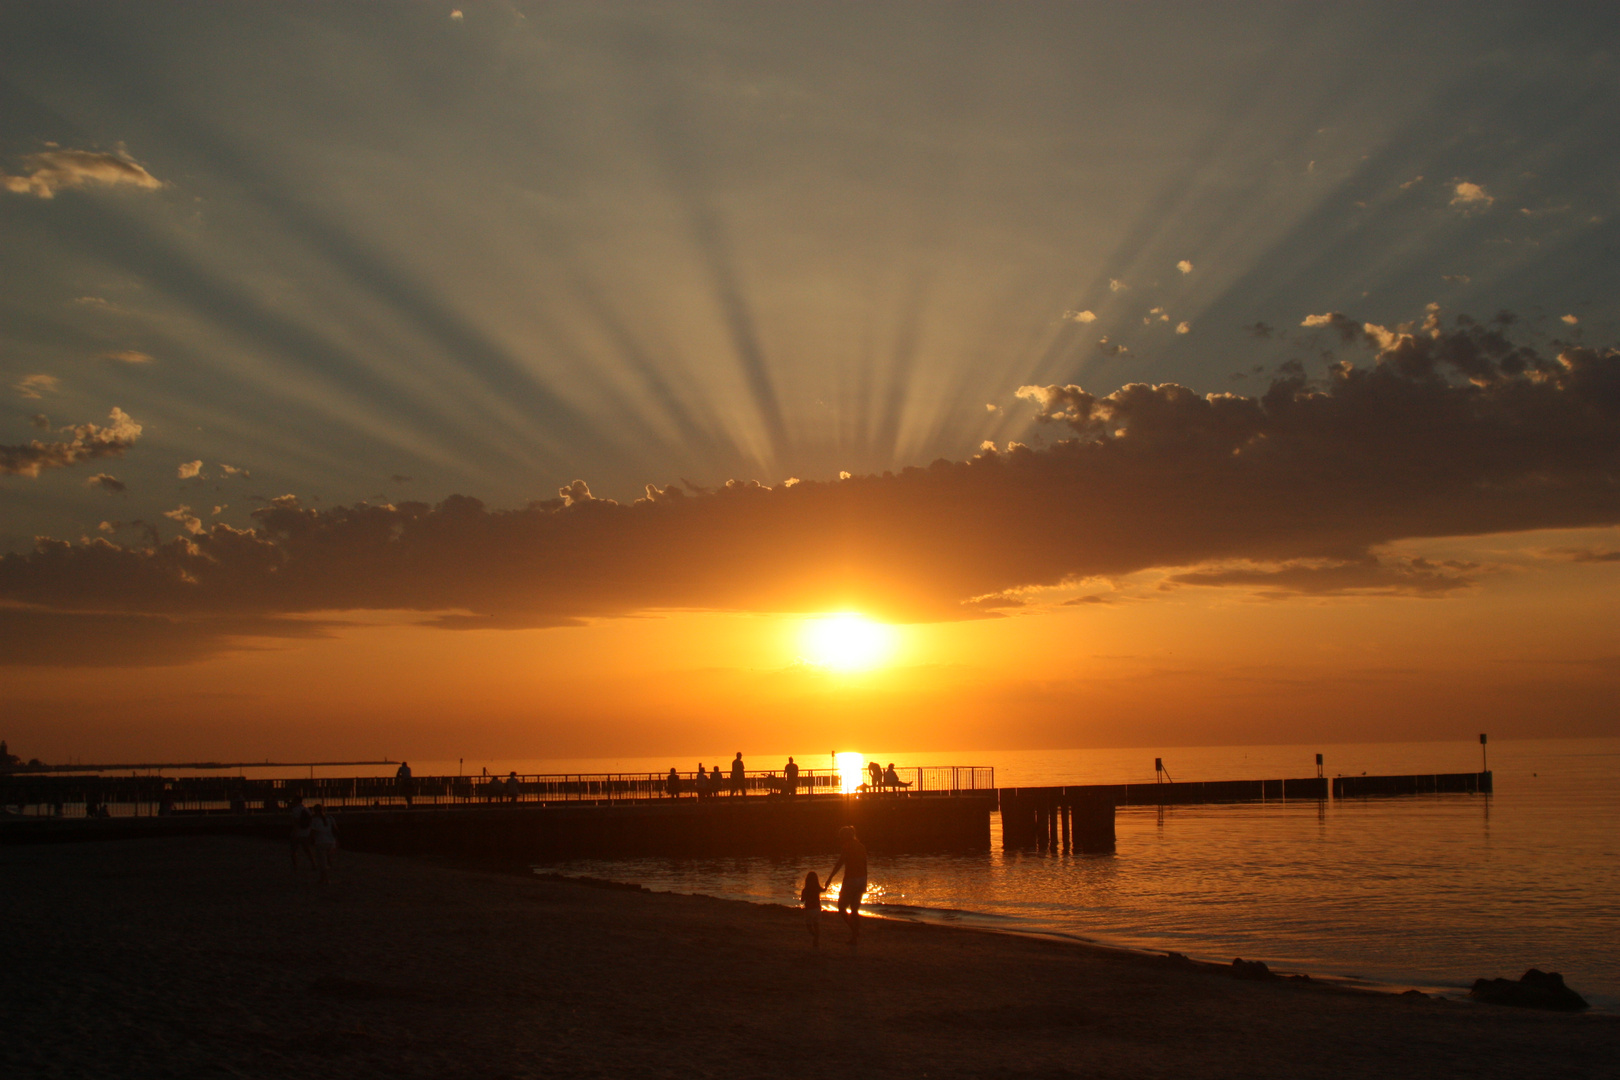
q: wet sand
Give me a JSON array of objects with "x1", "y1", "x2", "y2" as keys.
[{"x1": 2, "y1": 835, "x2": 1613, "y2": 1079}]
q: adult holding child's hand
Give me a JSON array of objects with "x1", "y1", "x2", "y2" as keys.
[{"x1": 826, "y1": 825, "x2": 868, "y2": 946}]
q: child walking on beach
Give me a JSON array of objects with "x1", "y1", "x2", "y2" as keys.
[{"x1": 801, "y1": 871, "x2": 828, "y2": 948}]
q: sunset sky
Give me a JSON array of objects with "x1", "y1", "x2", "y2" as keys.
[{"x1": 2, "y1": 2, "x2": 1616, "y2": 764}]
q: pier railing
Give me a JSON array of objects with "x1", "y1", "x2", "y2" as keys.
[{"x1": 0, "y1": 765, "x2": 996, "y2": 818}]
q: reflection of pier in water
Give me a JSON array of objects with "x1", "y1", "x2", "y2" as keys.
[{"x1": 1, "y1": 766, "x2": 1492, "y2": 860}]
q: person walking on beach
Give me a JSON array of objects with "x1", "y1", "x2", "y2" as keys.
[
  {"x1": 800, "y1": 870, "x2": 828, "y2": 949},
  {"x1": 827, "y1": 825, "x2": 868, "y2": 946},
  {"x1": 396, "y1": 760, "x2": 413, "y2": 807},
  {"x1": 308, "y1": 804, "x2": 338, "y2": 884},
  {"x1": 730, "y1": 753, "x2": 746, "y2": 796},
  {"x1": 288, "y1": 795, "x2": 315, "y2": 873},
  {"x1": 784, "y1": 756, "x2": 799, "y2": 796},
  {"x1": 666, "y1": 767, "x2": 681, "y2": 799}
]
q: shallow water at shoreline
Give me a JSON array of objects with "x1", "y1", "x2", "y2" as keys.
[{"x1": 532, "y1": 738, "x2": 1620, "y2": 1012}]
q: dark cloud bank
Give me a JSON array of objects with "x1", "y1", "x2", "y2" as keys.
[{"x1": 2, "y1": 318, "x2": 1617, "y2": 664}]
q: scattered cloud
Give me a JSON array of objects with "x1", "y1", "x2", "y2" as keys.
[
  {"x1": 450, "y1": 8, "x2": 464, "y2": 20},
  {"x1": 220, "y1": 464, "x2": 250, "y2": 479},
  {"x1": 30, "y1": 414, "x2": 51, "y2": 430},
  {"x1": 178, "y1": 460, "x2": 204, "y2": 480},
  {"x1": 14, "y1": 374, "x2": 60, "y2": 399},
  {"x1": 1176, "y1": 260, "x2": 1193, "y2": 274},
  {"x1": 1399, "y1": 176, "x2": 1424, "y2": 190},
  {"x1": 3, "y1": 317, "x2": 1618, "y2": 663},
  {"x1": 1451, "y1": 181, "x2": 1493, "y2": 207},
  {"x1": 1108, "y1": 278, "x2": 1126, "y2": 292},
  {"x1": 0, "y1": 408, "x2": 142, "y2": 478},
  {"x1": 1166, "y1": 556, "x2": 1477, "y2": 598},
  {"x1": 99, "y1": 350, "x2": 154, "y2": 365},
  {"x1": 1176, "y1": 322, "x2": 1191, "y2": 335},
  {"x1": 1, "y1": 149, "x2": 162, "y2": 199},
  {"x1": 85, "y1": 473, "x2": 126, "y2": 494},
  {"x1": 1096, "y1": 337, "x2": 1128, "y2": 357},
  {"x1": 1559, "y1": 548, "x2": 1620, "y2": 563},
  {"x1": 985, "y1": 403, "x2": 1000, "y2": 413},
  {"x1": 1063, "y1": 309, "x2": 1097, "y2": 324},
  {"x1": 1561, "y1": 314, "x2": 1579, "y2": 326},
  {"x1": 162, "y1": 505, "x2": 204, "y2": 535}
]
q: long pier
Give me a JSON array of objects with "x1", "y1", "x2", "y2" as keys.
[{"x1": 0, "y1": 767, "x2": 1492, "y2": 860}]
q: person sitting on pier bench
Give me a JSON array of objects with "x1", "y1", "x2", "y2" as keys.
[
  {"x1": 666, "y1": 767, "x2": 681, "y2": 799},
  {"x1": 730, "y1": 753, "x2": 746, "y2": 796},
  {"x1": 883, "y1": 764, "x2": 911, "y2": 791},
  {"x1": 784, "y1": 756, "x2": 799, "y2": 796}
]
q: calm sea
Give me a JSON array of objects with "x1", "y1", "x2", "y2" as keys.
[{"x1": 451, "y1": 738, "x2": 1619, "y2": 1012}]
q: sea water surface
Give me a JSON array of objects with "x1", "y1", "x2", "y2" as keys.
[{"x1": 467, "y1": 738, "x2": 1620, "y2": 1011}]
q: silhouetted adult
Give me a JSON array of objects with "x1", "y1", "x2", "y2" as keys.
[
  {"x1": 288, "y1": 796, "x2": 315, "y2": 872},
  {"x1": 730, "y1": 753, "x2": 745, "y2": 796},
  {"x1": 827, "y1": 825, "x2": 868, "y2": 945},
  {"x1": 666, "y1": 767, "x2": 681, "y2": 799},
  {"x1": 784, "y1": 756, "x2": 799, "y2": 796},
  {"x1": 506, "y1": 771, "x2": 521, "y2": 802},
  {"x1": 711, "y1": 764, "x2": 723, "y2": 794},
  {"x1": 396, "y1": 761, "x2": 413, "y2": 807},
  {"x1": 867, "y1": 760, "x2": 884, "y2": 792},
  {"x1": 309, "y1": 803, "x2": 338, "y2": 884},
  {"x1": 883, "y1": 763, "x2": 910, "y2": 790},
  {"x1": 695, "y1": 763, "x2": 708, "y2": 799}
]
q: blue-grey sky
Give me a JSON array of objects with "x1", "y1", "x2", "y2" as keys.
[{"x1": 3, "y1": 1, "x2": 1617, "y2": 549}]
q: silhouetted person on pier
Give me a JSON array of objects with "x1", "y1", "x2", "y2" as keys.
[
  {"x1": 784, "y1": 756, "x2": 799, "y2": 796},
  {"x1": 506, "y1": 771, "x2": 521, "y2": 802},
  {"x1": 884, "y1": 763, "x2": 910, "y2": 790},
  {"x1": 867, "y1": 760, "x2": 884, "y2": 792},
  {"x1": 711, "y1": 764, "x2": 723, "y2": 794},
  {"x1": 396, "y1": 761, "x2": 413, "y2": 807},
  {"x1": 827, "y1": 825, "x2": 868, "y2": 945},
  {"x1": 801, "y1": 870, "x2": 828, "y2": 948},
  {"x1": 666, "y1": 767, "x2": 681, "y2": 798},
  {"x1": 694, "y1": 764, "x2": 708, "y2": 799},
  {"x1": 730, "y1": 753, "x2": 745, "y2": 796},
  {"x1": 309, "y1": 803, "x2": 338, "y2": 883}
]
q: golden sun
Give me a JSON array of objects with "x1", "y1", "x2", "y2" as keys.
[{"x1": 801, "y1": 613, "x2": 897, "y2": 672}]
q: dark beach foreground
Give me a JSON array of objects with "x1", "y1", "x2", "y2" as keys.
[{"x1": 2, "y1": 836, "x2": 1613, "y2": 1080}]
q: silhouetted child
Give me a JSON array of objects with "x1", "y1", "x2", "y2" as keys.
[{"x1": 801, "y1": 871, "x2": 828, "y2": 948}]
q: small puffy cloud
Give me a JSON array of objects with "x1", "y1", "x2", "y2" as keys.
[
  {"x1": 1176, "y1": 260, "x2": 1193, "y2": 275},
  {"x1": 220, "y1": 464, "x2": 250, "y2": 479},
  {"x1": 0, "y1": 407, "x2": 142, "y2": 477},
  {"x1": 1063, "y1": 309, "x2": 1098, "y2": 324},
  {"x1": 1300, "y1": 312, "x2": 1372, "y2": 343},
  {"x1": 1108, "y1": 278, "x2": 1126, "y2": 292},
  {"x1": 1399, "y1": 176, "x2": 1424, "y2": 190},
  {"x1": 985, "y1": 403, "x2": 1000, "y2": 413},
  {"x1": 559, "y1": 479, "x2": 594, "y2": 505},
  {"x1": 839, "y1": 471, "x2": 852, "y2": 480},
  {"x1": 162, "y1": 505, "x2": 204, "y2": 535},
  {"x1": 212, "y1": 505, "x2": 227, "y2": 515},
  {"x1": 99, "y1": 350, "x2": 154, "y2": 365},
  {"x1": 178, "y1": 460, "x2": 204, "y2": 480},
  {"x1": 1, "y1": 149, "x2": 162, "y2": 199},
  {"x1": 1562, "y1": 314, "x2": 1579, "y2": 326},
  {"x1": 86, "y1": 473, "x2": 126, "y2": 494},
  {"x1": 1451, "y1": 181, "x2": 1493, "y2": 207},
  {"x1": 1175, "y1": 321, "x2": 1191, "y2": 335},
  {"x1": 1096, "y1": 337, "x2": 1128, "y2": 357},
  {"x1": 450, "y1": 8, "x2": 464, "y2": 19},
  {"x1": 14, "y1": 374, "x2": 59, "y2": 400}
]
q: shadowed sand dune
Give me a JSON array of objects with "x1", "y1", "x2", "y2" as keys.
[{"x1": 2, "y1": 835, "x2": 1613, "y2": 1079}]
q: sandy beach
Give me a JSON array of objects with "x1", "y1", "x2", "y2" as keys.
[{"x1": 2, "y1": 835, "x2": 1613, "y2": 1080}]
